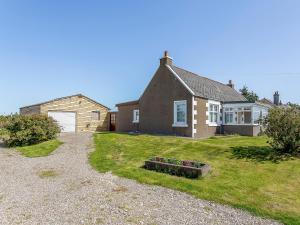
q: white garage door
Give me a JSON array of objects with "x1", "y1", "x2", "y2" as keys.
[{"x1": 48, "y1": 111, "x2": 76, "y2": 133}]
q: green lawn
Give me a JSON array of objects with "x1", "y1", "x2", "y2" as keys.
[
  {"x1": 17, "y1": 139, "x2": 63, "y2": 157},
  {"x1": 90, "y1": 133, "x2": 300, "y2": 225}
]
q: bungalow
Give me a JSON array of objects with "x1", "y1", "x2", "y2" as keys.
[{"x1": 116, "y1": 51, "x2": 271, "y2": 138}]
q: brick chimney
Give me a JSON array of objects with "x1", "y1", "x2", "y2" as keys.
[
  {"x1": 273, "y1": 91, "x2": 280, "y2": 105},
  {"x1": 227, "y1": 80, "x2": 235, "y2": 89},
  {"x1": 160, "y1": 50, "x2": 173, "y2": 66}
]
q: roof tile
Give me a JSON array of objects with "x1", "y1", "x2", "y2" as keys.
[{"x1": 170, "y1": 65, "x2": 247, "y2": 102}]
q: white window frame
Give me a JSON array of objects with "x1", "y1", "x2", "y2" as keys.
[
  {"x1": 222, "y1": 102, "x2": 270, "y2": 126},
  {"x1": 208, "y1": 100, "x2": 221, "y2": 126},
  {"x1": 173, "y1": 100, "x2": 188, "y2": 127},
  {"x1": 133, "y1": 109, "x2": 139, "y2": 123},
  {"x1": 224, "y1": 107, "x2": 234, "y2": 124}
]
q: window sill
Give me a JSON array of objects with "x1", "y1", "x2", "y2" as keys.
[
  {"x1": 208, "y1": 123, "x2": 221, "y2": 127},
  {"x1": 224, "y1": 123, "x2": 259, "y2": 126},
  {"x1": 132, "y1": 121, "x2": 139, "y2": 123},
  {"x1": 172, "y1": 123, "x2": 188, "y2": 127}
]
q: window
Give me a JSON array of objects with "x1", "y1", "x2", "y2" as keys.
[
  {"x1": 223, "y1": 104, "x2": 269, "y2": 125},
  {"x1": 133, "y1": 109, "x2": 139, "y2": 123},
  {"x1": 173, "y1": 100, "x2": 187, "y2": 127},
  {"x1": 244, "y1": 111, "x2": 252, "y2": 124},
  {"x1": 253, "y1": 107, "x2": 268, "y2": 124},
  {"x1": 209, "y1": 103, "x2": 220, "y2": 125},
  {"x1": 91, "y1": 111, "x2": 100, "y2": 120},
  {"x1": 234, "y1": 107, "x2": 252, "y2": 124},
  {"x1": 224, "y1": 107, "x2": 234, "y2": 124}
]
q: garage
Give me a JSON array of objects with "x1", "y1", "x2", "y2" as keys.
[
  {"x1": 48, "y1": 111, "x2": 76, "y2": 132},
  {"x1": 20, "y1": 94, "x2": 110, "y2": 133}
]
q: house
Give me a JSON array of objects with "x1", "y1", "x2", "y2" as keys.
[
  {"x1": 258, "y1": 98, "x2": 275, "y2": 107},
  {"x1": 116, "y1": 51, "x2": 271, "y2": 138},
  {"x1": 259, "y1": 92, "x2": 293, "y2": 109},
  {"x1": 20, "y1": 94, "x2": 110, "y2": 133}
]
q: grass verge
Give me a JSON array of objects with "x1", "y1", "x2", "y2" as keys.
[
  {"x1": 90, "y1": 133, "x2": 300, "y2": 225},
  {"x1": 17, "y1": 139, "x2": 62, "y2": 157}
]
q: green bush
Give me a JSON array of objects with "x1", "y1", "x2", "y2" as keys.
[
  {"x1": 2, "y1": 114, "x2": 60, "y2": 147},
  {"x1": 0, "y1": 115, "x2": 9, "y2": 138},
  {"x1": 0, "y1": 115, "x2": 7, "y2": 126},
  {"x1": 263, "y1": 107, "x2": 300, "y2": 155}
]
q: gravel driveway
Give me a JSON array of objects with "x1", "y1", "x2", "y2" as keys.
[{"x1": 0, "y1": 133, "x2": 281, "y2": 225}]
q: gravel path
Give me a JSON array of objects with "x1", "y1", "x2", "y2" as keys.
[{"x1": 0, "y1": 133, "x2": 281, "y2": 225}]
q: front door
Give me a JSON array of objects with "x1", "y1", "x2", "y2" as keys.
[{"x1": 109, "y1": 113, "x2": 116, "y2": 131}]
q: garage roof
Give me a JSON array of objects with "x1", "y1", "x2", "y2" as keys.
[{"x1": 20, "y1": 94, "x2": 110, "y2": 110}]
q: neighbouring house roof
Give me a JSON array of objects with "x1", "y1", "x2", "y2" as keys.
[
  {"x1": 257, "y1": 98, "x2": 275, "y2": 107},
  {"x1": 168, "y1": 65, "x2": 247, "y2": 102},
  {"x1": 115, "y1": 100, "x2": 139, "y2": 107},
  {"x1": 20, "y1": 94, "x2": 110, "y2": 110},
  {"x1": 278, "y1": 104, "x2": 292, "y2": 109}
]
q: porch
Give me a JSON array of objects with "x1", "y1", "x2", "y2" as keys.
[{"x1": 222, "y1": 102, "x2": 270, "y2": 136}]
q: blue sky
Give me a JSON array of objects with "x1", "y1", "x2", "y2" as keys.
[{"x1": 0, "y1": 0, "x2": 299, "y2": 114}]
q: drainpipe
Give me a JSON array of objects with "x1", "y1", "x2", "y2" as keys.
[{"x1": 192, "y1": 96, "x2": 195, "y2": 138}]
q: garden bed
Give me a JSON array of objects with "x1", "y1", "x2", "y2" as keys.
[{"x1": 144, "y1": 157, "x2": 211, "y2": 178}]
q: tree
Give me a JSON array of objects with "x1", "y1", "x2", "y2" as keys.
[
  {"x1": 263, "y1": 107, "x2": 300, "y2": 155},
  {"x1": 239, "y1": 86, "x2": 259, "y2": 102},
  {"x1": 287, "y1": 102, "x2": 300, "y2": 110}
]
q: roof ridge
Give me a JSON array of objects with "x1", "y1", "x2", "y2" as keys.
[{"x1": 20, "y1": 93, "x2": 110, "y2": 110}]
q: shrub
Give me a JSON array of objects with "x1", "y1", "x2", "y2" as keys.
[
  {"x1": 263, "y1": 107, "x2": 300, "y2": 155},
  {"x1": 0, "y1": 115, "x2": 9, "y2": 138},
  {"x1": 2, "y1": 114, "x2": 60, "y2": 147},
  {"x1": 0, "y1": 115, "x2": 7, "y2": 126}
]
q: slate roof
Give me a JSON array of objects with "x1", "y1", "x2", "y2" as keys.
[
  {"x1": 258, "y1": 98, "x2": 275, "y2": 107},
  {"x1": 169, "y1": 65, "x2": 247, "y2": 102},
  {"x1": 115, "y1": 100, "x2": 139, "y2": 107}
]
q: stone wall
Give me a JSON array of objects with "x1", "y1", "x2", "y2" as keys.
[
  {"x1": 40, "y1": 95, "x2": 109, "y2": 132},
  {"x1": 20, "y1": 105, "x2": 41, "y2": 115}
]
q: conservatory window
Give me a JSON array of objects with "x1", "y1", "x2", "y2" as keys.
[{"x1": 224, "y1": 108, "x2": 234, "y2": 124}]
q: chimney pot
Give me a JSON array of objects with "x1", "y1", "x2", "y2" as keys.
[
  {"x1": 273, "y1": 91, "x2": 280, "y2": 105},
  {"x1": 227, "y1": 80, "x2": 234, "y2": 89},
  {"x1": 164, "y1": 50, "x2": 168, "y2": 58},
  {"x1": 160, "y1": 50, "x2": 173, "y2": 66}
]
